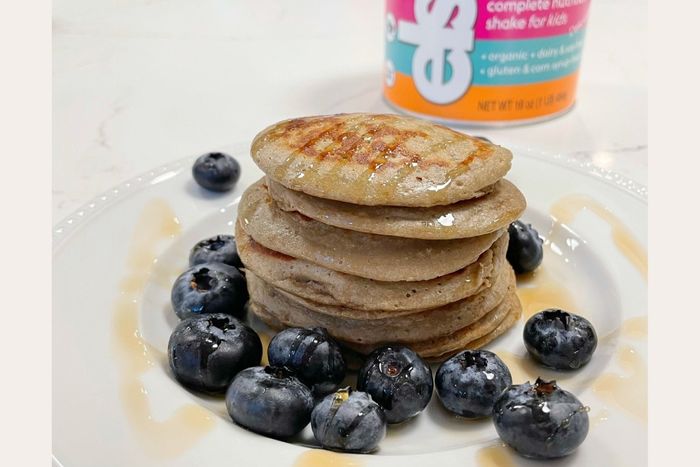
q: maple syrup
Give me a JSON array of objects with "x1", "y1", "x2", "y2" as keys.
[{"x1": 112, "y1": 199, "x2": 215, "y2": 458}]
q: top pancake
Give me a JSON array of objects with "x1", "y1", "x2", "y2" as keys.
[{"x1": 251, "y1": 113, "x2": 512, "y2": 207}]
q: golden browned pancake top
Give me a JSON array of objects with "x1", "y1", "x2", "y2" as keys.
[{"x1": 251, "y1": 113, "x2": 512, "y2": 207}]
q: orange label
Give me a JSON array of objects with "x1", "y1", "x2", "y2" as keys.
[{"x1": 384, "y1": 71, "x2": 580, "y2": 122}]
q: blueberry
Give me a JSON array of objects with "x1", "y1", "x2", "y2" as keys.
[
  {"x1": 168, "y1": 313, "x2": 262, "y2": 393},
  {"x1": 226, "y1": 366, "x2": 314, "y2": 438},
  {"x1": 356, "y1": 345, "x2": 433, "y2": 424},
  {"x1": 267, "y1": 327, "x2": 346, "y2": 396},
  {"x1": 506, "y1": 220, "x2": 544, "y2": 274},
  {"x1": 192, "y1": 152, "x2": 240, "y2": 192},
  {"x1": 189, "y1": 234, "x2": 243, "y2": 270},
  {"x1": 171, "y1": 262, "x2": 248, "y2": 320},
  {"x1": 524, "y1": 309, "x2": 597, "y2": 370},
  {"x1": 436, "y1": 350, "x2": 512, "y2": 418},
  {"x1": 493, "y1": 378, "x2": 589, "y2": 459},
  {"x1": 311, "y1": 387, "x2": 386, "y2": 453}
]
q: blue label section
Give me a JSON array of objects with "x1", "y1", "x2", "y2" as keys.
[{"x1": 387, "y1": 29, "x2": 586, "y2": 85}]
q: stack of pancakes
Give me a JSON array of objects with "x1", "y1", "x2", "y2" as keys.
[{"x1": 236, "y1": 113, "x2": 525, "y2": 361}]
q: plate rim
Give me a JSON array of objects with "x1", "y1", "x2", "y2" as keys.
[{"x1": 52, "y1": 145, "x2": 647, "y2": 250}]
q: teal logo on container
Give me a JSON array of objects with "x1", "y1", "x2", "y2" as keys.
[{"x1": 396, "y1": 0, "x2": 477, "y2": 105}]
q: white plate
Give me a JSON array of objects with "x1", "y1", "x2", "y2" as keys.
[{"x1": 53, "y1": 144, "x2": 647, "y2": 467}]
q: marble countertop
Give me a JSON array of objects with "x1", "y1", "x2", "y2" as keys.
[{"x1": 53, "y1": 0, "x2": 647, "y2": 221}]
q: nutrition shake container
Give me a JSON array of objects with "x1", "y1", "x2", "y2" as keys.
[{"x1": 383, "y1": 0, "x2": 591, "y2": 126}]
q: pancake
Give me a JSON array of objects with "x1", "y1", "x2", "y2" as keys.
[
  {"x1": 238, "y1": 179, "x2": 503, "y2": 282},
  {"x1": 438, "y1": 302, "x2": 523, "y2": 359},
  {"x1": 245, "y1": 265, "x2": 513, "y2": 345},
  {"x1": 251, "y1": 113, "x2": 512, "y2": 207},
  {"x1": 267, "y1": 177, "x2": 525, "y2": 240},
  {"x1": 342, "y1": 287, "x2": 522, "y2": 360},
  {"x1": 236, "y1": 223, "x2": 509, "y2": 312},
  {"x1": 249, "y1": 286, "x2": 521, "y2": 361}
]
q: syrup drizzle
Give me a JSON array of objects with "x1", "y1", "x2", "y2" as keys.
[
  {"x1": 294, "y1": 449, "x2": 362, "y2": 467},
  {"x1": 273, "y1": 120, "x2": 345, "y2": 182},
  {"x1": 353, "y1": 134, "x2": 408, "y2": 201},
  {"x1": 476, "y1": 444, "x2": 515, "y2": 467},
  {"x1": 327, "y1": 126, "x2": 380, "y2": 182},
  {"x1": 620, "y1": 316, "x2": 647, "y2": 340},
  {"x1": 112, "y1": 199, "x2": 214, "y2": 458},
  {"x1": 599, "y1": 315, "x2": 648, "y2": 345},
  {"x1": 426, "y1": 140, "x2": 493, "y2": 205},
  {"x1": 547, "y1": 195, "x2": 647, "y2": 421},
  {"x1": 312, "y1": 131, "x2": 367, "y2": 191},
  {"x1": 550, "y1": 194, "x2": 647, "y2": 280},
  {"x1": 592, "y1": 345, "x2": 647, "y2": 422},
  {"x1": 258, "y1": 330, "x2": 272, "y2": 366},
  {"x1": 515, "y1": 267, "x2": 580, "y2": 320}
]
